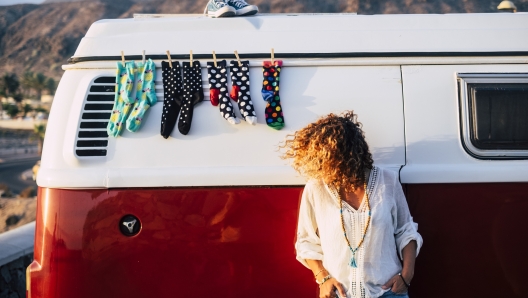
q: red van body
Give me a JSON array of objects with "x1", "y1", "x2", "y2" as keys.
[{"x1": 29, "y1": 13, "x2": 528, "y2": 298}]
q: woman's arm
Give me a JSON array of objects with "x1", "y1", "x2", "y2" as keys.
[
  {"x1": 401, "y1": 240, "x2": 417, "y2": 283},
  {"x1": 382, "y1": 172, "x2": 422, "y2": 293},
  {"x1": 381, "y1": 240, "x2": 417, "y2": 293},
  {"x1": 306, "y1": 259, "x2": 346, "y2": 298},
  {"x1": 295, "y1": 184, "x2": 324, "y2": 266},
  {"x1": 296, "y1": 183, "x2": 342, "y2": 297},
  {"x1": 392, "y1": 178, "x2": 423, "y2": 259}
]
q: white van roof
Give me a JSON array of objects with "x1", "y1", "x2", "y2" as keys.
[{"x1": 72, "y1": 13, "x2": 528, "y2": 60}]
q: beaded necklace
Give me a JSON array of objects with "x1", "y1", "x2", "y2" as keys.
[{"x1": 336, "y1": 174, "x2": 371, "y2": 268}]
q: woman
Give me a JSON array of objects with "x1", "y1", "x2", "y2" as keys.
[{"x1": 282, "y1": 111, "x2": 423, "y2": 298}]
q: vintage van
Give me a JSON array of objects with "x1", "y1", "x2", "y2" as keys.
[{"x1": 28, "y1": 13, "x2": 528, "y2": 298}]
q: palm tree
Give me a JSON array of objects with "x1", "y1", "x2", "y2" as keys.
[
  {"x1": 46, "y1": 77, "x2": 56, "y2": 95},
  {"x1": 6, "y1": 105, "x2": 19, "y2": 118},
  {"x1": 21, "y1": 72, "x2": 50, "y2": 101},
  {"x1": 23, "y1": 103, "x2": 33, "y2": 117},
  {"x1": 33, "y1": 73, "x2": 47, "y2": 101},
  {"x1": 33, "y1": 124, "x2": 46, "y2": 155},
  {"x1": 0, "y1": 73, "x2": 20, "y2": 98},
  {"x1": 0, "y1": 74, "x2": 20, "y2": 113},
  {"x1": 21, "y1": 71, "x2": 35, "y2": 98}
]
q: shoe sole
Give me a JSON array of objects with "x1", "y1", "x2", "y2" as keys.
[
  {"x1": 235, "y1": 5, "x2": 258, "y2": 16},
  {"x1": 208, "y1": 6, "x2": 236, "y2": 18}
]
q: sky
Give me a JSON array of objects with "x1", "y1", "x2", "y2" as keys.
[{"x1": 0, "y1": 0, "x2": 45, "y2": 5}]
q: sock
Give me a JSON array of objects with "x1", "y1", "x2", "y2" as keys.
[
  {"x1": 107, "y1": 61, "x2": 136, "y2": 137},
  {"x1": 262, "y1": 60, "x2": 284, "y2": 130},
  {"x1": 178, "y1": 60, "x2": 204, "y2": 135},
  {"x1": 160, "y1": 61, "x2": 183, "y2": 139},
  {"x1": 126, "y1": 59, "x2": 158, "y2": 132},
  {"x1": 230, "y1": 60, "x2": 256, "y2": 125},
  {"x1": 206, "y1": 60, "x2": 239, "y2": 125}
]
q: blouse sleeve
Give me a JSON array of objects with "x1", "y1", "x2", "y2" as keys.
[
  {"x1": 391, "y1": 173, "x2": 423, "y2": 259},
  {"x1": 295, "y1": 181, "x2": 324, "y2": 268}
]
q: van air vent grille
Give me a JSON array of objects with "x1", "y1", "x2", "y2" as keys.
[{"x1": 75, "y1": 76, "x2": 115, "y2": 157}]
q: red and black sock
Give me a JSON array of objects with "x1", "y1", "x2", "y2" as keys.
[
  {"x1": 207, "y1": 60, "x2": 239, "y2": 125},
  {"x1": 230, "y1": 60, "x2": 256, "y2": 125}
]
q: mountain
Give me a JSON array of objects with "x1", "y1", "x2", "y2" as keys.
[
  {"x1": 0, "y1": 0, "x2": 526, "y2": 81},
  {"x1": 0, "y1": 0, "x2": 134, "y2": 81}
]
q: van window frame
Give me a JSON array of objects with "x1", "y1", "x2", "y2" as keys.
[{"x1": 458, "y1": 73, "x2": 528, "y2": 159}]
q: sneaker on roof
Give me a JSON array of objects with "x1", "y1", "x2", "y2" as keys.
[
  {"x1": 226, "y1": 0, "x2": 258, "y2": 16},
  {"x1": 204, "y1": 0, "x2": 236, "y2": 18}
]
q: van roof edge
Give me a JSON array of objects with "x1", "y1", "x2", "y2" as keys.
[
  {"x1": 67, "y1": 51, "x2": 528, "y2": 64},
  {"x1": 132, "y1": 13, "x2": 359, "y2": 19}
]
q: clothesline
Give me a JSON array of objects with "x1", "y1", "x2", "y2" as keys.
[{"x1": 106, "y1": 49, "x2": 285, "y2": 139}]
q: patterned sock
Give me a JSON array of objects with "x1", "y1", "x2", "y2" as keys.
[
  {"x1": 262, "y1": 60, "x2": 284, "y2": 130},
  {"x1": 230, "y1": 60, "x2": 256, "y2": 125},
  {"x1": 107, "y1": 61, "x2": 136, "y2": 137},
  {"x1": 160, "y1": 61, "x2": 183, "y2": 139},
  {"x1": 126, "y1": 59, "x2": 158, "y2": 132},
  {"x1": 206, "y1": 60, "x2": 239, "y2": 125},
  {"x1": 178, "y1": 60, "x2": 204, "y2": 135}
]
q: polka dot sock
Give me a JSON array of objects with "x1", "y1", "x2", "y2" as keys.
[
  {"x1": 230, "y1": 60, "x2": 257, "y2": 125},
  {"x1": 206, "y1": 60, "x2": 239, "y2": 125},
  {"x1": 261, "y1": 60, "x2": 284, "y2": 130},
  {"x1": 108, "y1": 61, "x2": 136, "y2": 137},
  {"x1": 160, "y1": 61, "x2": 183, "y2": 139},
  {"x1": 126, "y1": 59, "x2": 158, "y2": 132},
  {"x1": 179, "y1": 61, "x2": 204, "y2": 135}
]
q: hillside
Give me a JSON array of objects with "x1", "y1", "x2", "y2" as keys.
[
  {"x1": 0, "y1": 0, "x2": 133, "y2": 81},
  {"x1": 0, "y1": 0, "x2": 526, "y2": 81}
]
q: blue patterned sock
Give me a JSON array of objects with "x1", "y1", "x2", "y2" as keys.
[
  {"x1": 126, "y1": 59, "x2": 157, "y2": 132},
  {"x1": 107, "y1": 61, "x2": 136, "y2": 137}
]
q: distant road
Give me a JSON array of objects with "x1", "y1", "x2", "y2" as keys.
[
  {"x1": 0, "y1": 0, "x2": 44, "y2": 6},
  {"x1": 0, "y1": 158, "x2": 39, "y2": 195}
]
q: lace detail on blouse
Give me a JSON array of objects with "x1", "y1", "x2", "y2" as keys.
[{"x1": 330, "y1": 167, "x2": 378, "y2": 298}]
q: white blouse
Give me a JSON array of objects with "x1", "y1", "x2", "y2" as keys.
[{"x1": 295, "y1": 166, "x2": 423, "y2": 298}]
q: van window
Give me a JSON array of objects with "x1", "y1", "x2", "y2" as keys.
[{"x1": 458, "y1": 74, "x2": 528, "y2": 158}]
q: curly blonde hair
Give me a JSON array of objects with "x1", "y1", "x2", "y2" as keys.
[{"x1": 281, "y1": 111, "x2": 373, "y2": 192}]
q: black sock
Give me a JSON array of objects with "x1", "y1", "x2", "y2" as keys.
[
  {"x1": 178, "y1": 61, "x2": 203, "y2": 135},
  {"x1": 160, "y1": 61, "x2": 183, "y2": 139},
  {"x1": 191, "y1": 60, "x2": 204, "y2": 106}
]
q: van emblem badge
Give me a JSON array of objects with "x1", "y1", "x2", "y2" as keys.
[
  {"x1": 119, "y1": 215, "x2": 141, "y2": 236},
  {"x1": 123, "y1": 219, "x2": 137, "y2": 233}
]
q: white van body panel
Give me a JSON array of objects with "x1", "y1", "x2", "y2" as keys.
[
  {"x1": 38, "y1": 13, "x2": 528, "y2": 188},
  {"x1": 401, "y1": 64, "x2": 528, "y2": 183},
  {"x1": 73, "y1": 13, "x2": 528, "y2": 57},
  {"x1": 38, "y1": 65, "x2": 405, "y2": 188}
]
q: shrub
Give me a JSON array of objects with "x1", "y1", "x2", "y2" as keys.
[
  {"x1": 19, "y1": 186, "x2": 36, "y2": 198},
  {"x1": 5, "y1": 215, "x2": 21, "y2": 226},
  {"x1": 0, "y1": 183, "x2": 13, "y2": 197}
]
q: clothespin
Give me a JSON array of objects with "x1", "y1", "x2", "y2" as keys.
[
  {"x1": 212, "y1": 51, "x2": 217, "y2": 67},
  {"x1": 121, "y1": 51, "x2": 125, "y2": 67},
  {"x1": 142, "y1": 50, "x2": 146, "y2": 64},
  {"x1": 166, "y1": 50, "x2": 173, "y2": 68},
  {"x1": 190, "y1": 50, "x2": 193, "y2": 65},
  {"x1": 234, "y1": 50, "x2": 242, "y2": 67},
  {"x1": 271, "y1": 48, "x2": 274, "y2": 64}
]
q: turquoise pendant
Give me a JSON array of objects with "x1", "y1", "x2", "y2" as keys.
[{"x1": 349, "y1": 253, "x2": 357, "y2": 268}]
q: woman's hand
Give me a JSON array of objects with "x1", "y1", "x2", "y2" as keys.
[
  {"x1": 381, "y1": 273, "x2": 411, "y2": 294},
  {"x1": 319, "y1": 277, "x2": 346, "y2": 298}
]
